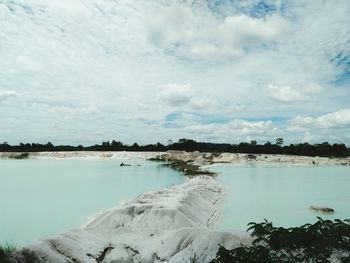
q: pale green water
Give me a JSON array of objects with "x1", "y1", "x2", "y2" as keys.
[
  {"x1": 0, "y1": 159, "x2": 183, "y2": 246},
  {"x1": 210, "y1": 165, "x2": 350, "y2": 231}
]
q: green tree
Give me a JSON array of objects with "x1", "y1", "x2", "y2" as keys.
[
  {"x1": 250, "y1": 140, "x2": 257, "y2": 146},
  {"x1": 276, "y1": 138, "x2": 283, "y2": 147}
]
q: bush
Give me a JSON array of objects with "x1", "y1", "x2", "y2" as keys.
[
  {"x1": 0, "y1": 243, "x2": 17, "y2": 262},
  {"x1": 0, "y1": 244, "x2": 40, "y2": 263},
  {"x1": 211, "y1": 218, "x2": 350, "y2": 263}
]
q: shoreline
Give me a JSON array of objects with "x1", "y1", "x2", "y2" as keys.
[
  {"x1": 0, "y1": 151, "x2": 162, "y2": 160},
  {"x1": 1, "y1": 151, "x2": 350, "y2": 166},
  {"x1": 153, "y1": 151, "x2": 350, "y2": 167}
]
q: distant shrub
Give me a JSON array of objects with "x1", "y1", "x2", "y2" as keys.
[
  {"x1": 163, "y1": 159, "x2": 215, "y2": 176},
  {"x1": 8, "y1": 152, "x2": 29, "y2": 159}
]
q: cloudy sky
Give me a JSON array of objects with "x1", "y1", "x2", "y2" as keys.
[{"x1": 0, "y1": 0, "x2": 349, "y2": 145}]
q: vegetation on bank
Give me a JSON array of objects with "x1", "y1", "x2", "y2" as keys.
[
  {"x1": 210, "y1": 218, "x2": 350, "y2": 263},
  {"x1": 150, "y1": 156, "x2": 215, "y2": 176},
  {"x1": 0, "y1": 244, "x2": 16, "y2": 260},
  {"x1": 1, "y1": 138, "x2": 350, "y2": 157},
  {"x1": 6, "y1": 152, "x2": 29, "y2": 159},
  {"x1": 0, "y1": 244, "x2": 39, "y2": 263}
]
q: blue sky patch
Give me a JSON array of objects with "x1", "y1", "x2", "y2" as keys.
[
  {"x1": 248, "y1": 1, "x2": 277, "y2": 18},
  {"x1": 331, "y1": 51, "x2": 350, "y2": 86},
  {"x1": 207, "y1": 0, "x2": 279, "y2": 18},
  {"x1": 199, "y1": 115, "x2": 231, "y2": 125},
  {"x1": 165, "y1": 112, "x2": 182, "y2": 122}
]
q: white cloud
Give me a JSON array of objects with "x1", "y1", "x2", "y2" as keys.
[
  {"x1": 0, "y1": 0, "x2": 349, "y2": 144},
  {"x1": 218, "y1": 14, "x2": 288, "y2": 48},
  {"x1": 157, "y1": 83, "x2": 212, "y2": 110},
  {"x1": 185, "y1": 124, "x2": 216, "y2": 135},
  {"x1": 286, "y1": 125, "x2": 306, "y2": 132},
  {"x1": 185, "y1": 119, "x2": 277, "y2": 139},
  {"x1": 157, "y1": 83, "x2": 194, "y2": 106},
  {"x1": 238, "y1": 120, "x2": 276, "y2": 135},
  {"x1": 291, "y1": 109, "x2": 350, "y2": 129},
  {"x1": 0, "y1": 90, "x2": 18, "y2": 102},
  {"x1": 267, "y1": 83, "x2": 323, "y2": 103},
  {"x1": 0, "y1": 3, "x2": 12, "y2": 19},
  {"x1": 267, "y1": 85, "x2": 304, "y2": 103},
  {"x1": 303, "y1": 131, "x2": 314, "y2": 143},
  {"x1": 188, "y1": 97, "x2": 212, "y2": 110},
  {"x1": 146, "y1": 4, "x2": 290, "y2": 59},
  {"x1": 315, "y1": 110, "x2": 350, "y2": 128}
]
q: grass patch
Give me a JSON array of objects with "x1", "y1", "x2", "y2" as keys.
[
  {"x1": 0, "y1": 243, "x2": 40, "y2": 263},
  {"x1": 0, "y1": 243, "x2": 16, "y2": 263},
  {"x1": 0, "y1": 243, "x2": 17, "y2": 257}
]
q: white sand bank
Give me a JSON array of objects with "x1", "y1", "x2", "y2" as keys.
[
  {"x1": 2, "y1": 150, "x2": 349, "y2": 166},
  {"x1": 0, "y1": 151, "x2": 162, "y2": 160},
  {"x1": 161, "y1": 151, "x2": 350, "y2": 166},
  {"x1": 29, "y1": 176, "x2": 250, "y2": 262}
]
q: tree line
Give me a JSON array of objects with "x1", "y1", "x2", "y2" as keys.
[{"x1": 0, "y1": 138, "x2": 349, "y2": 157}]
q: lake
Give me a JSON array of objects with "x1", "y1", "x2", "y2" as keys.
[
  {"x1": 210, "y1": 165, "x2": 350, "y2": 231},
  {"x1": 0, "y1": 159, "x2": 183, "y2": 246},
  {"x1": 2, "y1": 159, "x2": 349, "y2": 246}
]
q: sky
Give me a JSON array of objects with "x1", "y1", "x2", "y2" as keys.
[{"x1": 0, "y1": 0, "x2": 350, "y2": 145}]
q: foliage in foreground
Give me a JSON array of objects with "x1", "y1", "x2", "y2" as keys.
[
  {"x1": 0, "y1": 244, "x2": 40, "y2": 263},
  {"x1": 0, "y1": 244, "x2": 17, "y2": 259},
  {"x1": 211, "y1": 218, "x2": 350, "y2": 263}
]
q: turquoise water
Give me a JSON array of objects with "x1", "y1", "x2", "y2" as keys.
[
  {"x1": 0, "y1": 159, "x2": 183, "y2": 245},
  {"x1": 210, "y1": 165, "x2": 350, "y2": 231}
]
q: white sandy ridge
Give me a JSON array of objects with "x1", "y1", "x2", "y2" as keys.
[{"x1": 30, "y1": 176, "x2": 250, "y2": 262}]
